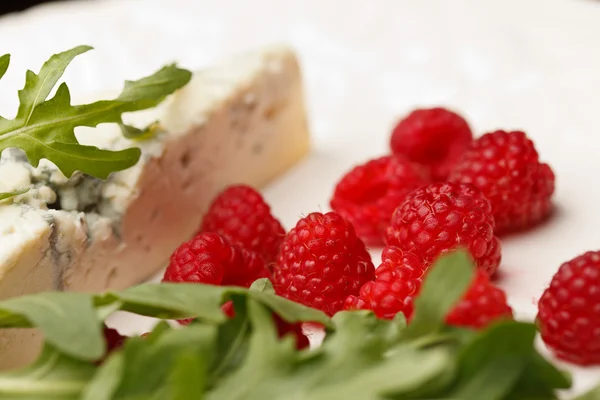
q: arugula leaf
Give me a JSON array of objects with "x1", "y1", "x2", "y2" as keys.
[
  {"x1": 314, "y1": 311, "x2": 409, "y2": 385},
  {"x1": 96, "y1": 283, "x2": 228, "y2": 322},
  {"x1": 506, "y1": 352, "x2": 571, "y2": 399},
  {"x1": 0, "y1": 282, "x2": 328, "y2": 360},
  {"x1": 207, "y1": 300, "x2": 450, "y2": 400},
  {"x1": 204, "y1": 280, "x2": 274, "y2": 386},
  {"x1": 80, "y1": 353, "x2": 124, "y2": 400},
  {"x1": 527, "y1": 352, "x2": 572, "y2": 389},
  {"x1": 398, "y1": 361, "x2": 458, "y2": 399},
  {"x1": 447, "y1": 321, "x2": 536, "y2": 400},
  {"x1": 0, "y1": 344, "x2": 96, "y2": 399},
  {"x1": 116, "y1": 64, "x2": 190, "y2": 104},
  {"x1": 15, "y1": 46, "x2": 92, "y2": 123},
  {"x1": 0, "y1": 187, "x2": 30, "y2": 201},
  {"x1": 205, "y1": 300, "x2": 250, "y2": 385},
  {"x1": 310, "y1": 347, "x2": 450, "y2": 400},
  {"x1": 205, "y1": 298, "x2": 309, "y2": 400},
  {"x1": 402, "y1": 249, "x2": 475, "y2": 340},
  {"x1": 0, "y1": 292, "x2": 103, "y2": 360},
  {"x1": 170, "y1": 353, "x2": 206, "y2": 400},
  {"x1": 119, "y1": 121, "x2": 162, "y2": 141},
  {"x1": 249, "y1": 277, "x2": 275, "y2": 293},
  {"x1": 0, "y1": 54, "x2": 9, "y2": 80},
  {"x1": 0, "y1": 250, "x2": 591, "y2": 399},
  {"x1": 80, "y1": 322, "x2": 175, "y2": 400},
  {"x1": 0, "y1": 46, "x2": 192, "y2": 179},
  {"x1": 111, "y1": 325, "x2": 215, "y2": 399},
  {"x1": 99, "y1": 282, "x2": 331, "y2": 328}
]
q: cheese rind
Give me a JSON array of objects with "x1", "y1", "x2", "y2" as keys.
[{"x1": 0, "y1": 45, "x2": 310, "y2": 369}]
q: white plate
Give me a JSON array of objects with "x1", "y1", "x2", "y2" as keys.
[{"x1": 2, "y1": 0, "x2": 600, "y2": 396}]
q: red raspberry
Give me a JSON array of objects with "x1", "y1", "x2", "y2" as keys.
[
  {"x1": 274, "y1": 314, "x2": 310, "y2": 350},
  {"x1": 537, "y1": 251, "x2": 600, "y2": 366},
  {"x1": 343, "y1": 294, "x2": 367, "y2": 311},
  {"x1": 163, "y1": 232, "x2": 268, "y2": 289},
  {"x1": 103, "y1": 326, "x2": 125, "y2": 353},
  {"x1": 95, "y1": 325, "x2": 126, "y2": 365},
  {"x1": 166, "y1": 236, "x2": 308, "y2": 350},
  {"x1": 385, "y1": 182, "x2": 501, "y2": 276},
  {"x1": 163, "y1": 232, "x2": 267, "y2": 326},
  {"x1": 221, "y1": 300, "x2": 236, "y2": 318},
  {"x1": 390, "y1": 107, "x2": 473, "y2": 181},
  {"x1": 330, "y1": 155, "x2": 428, "y2": 245},
  {"x1": 446, "y1": 269, "x2": 513, "y2": 329},
  {"x1": 272, "y1": 212, "x2": 375, "y2": 316},
  {"x1": 345, "y1": 258, "x2": 512, "y2": 329},
  {"x1": 449, "y1": 130, "x2": 555, "y2": 234},
  {"x1": 343, "y1": 246, "x2": 426, "y2": 319},
  {"x1": 527, "y1": 162, "x2": 555, "y2": 228},
  {"x1": 200, "y1": 185, "x2": 285, "y2": 264}
]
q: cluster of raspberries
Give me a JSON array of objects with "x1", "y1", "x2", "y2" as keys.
[{"x1": 98, "y1": 107, "x2": 597, "y2": 368}]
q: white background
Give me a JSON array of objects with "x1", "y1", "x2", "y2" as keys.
[{"x1": 1, "y1": 0, "x2": 600, "y2": 396}]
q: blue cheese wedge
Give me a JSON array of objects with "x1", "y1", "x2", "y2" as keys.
[{"x1": 0, "y1": 45, "x2": 310, "y2": 369}]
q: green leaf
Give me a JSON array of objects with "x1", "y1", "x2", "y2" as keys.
[
  {"x1": 0, "y1": 46, "x2": 192, "y2": 179},
  {"x1": 0, "y1": 187, "x2": 30, "y2": 201},
  {"x1": 207, "y1": 302, "x2": 450, "y2": 400},
  {"x1": 310, "y1": 347, "x2": 450, "y2": 400},
  {"x1": 80, "y1": 353, "x2": 124, "y2": 400},
  {"x1": 38, "y1": 140, "x2": 141, "y2": 181},
  {"x1": 0, "y1": 282, "x2": 328, "y2": 362},
  {"x1": 573, "y1": 385, "x2": 600, "y2": 400},
  {"x1": 205, "y1": 298, "x2": 300, "y2": 400},
  {"x1": 119, "y1": 121, "x2": 161, "y2": 141},
  {"x1": 141, "y1": 320, "x2": 172, "y2": 343},
  {"x1": 206, "y1": 297, "x2": 251, "y2": 386},
  {"x1": 313, "y1": 311, "x2": 444, "y2": 399},
  {"x1": 250, "y1": 289, "x2": 332, "y2": 327},
  {"x1": 249, "y1": 278, "x2": 275, "y2": 293},
  {"x1": 0, "y1": 344, "x2": 96, "y2": 399},
  {"x1": 81, "y1": 321, "x2": 178, "y2": 400},
  {"x1": 169, "y1": 353, "x2": 206, "y2": 400},
  {"x1": 117, "y1": 64, "x2": 191, "y2": 104},
  {"x1": 0, "y1": 54, "x2": 10, "y2": 80},
  {"x1": 15, "y1": 46, "x2": 92, "y2": 122},
  {"x1": 0, "y1": 292, "x2": 103, "y2": 360},
  {"x1": 402, "y1": 249, "x2": 475, "y2": 340},
  {"x1": 397, "y1": 361, "x2": 458, "y2": 399},
  {"x1": 111, "y1": 324, "x2": 215, "y2": 399},
  {"x1": 0, "y1": 269, "x2": 582, "y2": 399},
  {"x1": 317, "y1": 310, "x2": 407, "y2": 383},
  {"x1": 448, "y1": 321, "x2": 537, "y2": 400},
  {"x1": 97, "y1": 283, "x2": 230, "y2": 322},
  {"x1": 507, "y1": 352, "x2": 571, "y2": 399},
  {"x1": 100, "y1": 282, "x2": 331, "y2": 328},
  {"x1": 527, "y1": 352, "x2": 572, "y2": 389}
]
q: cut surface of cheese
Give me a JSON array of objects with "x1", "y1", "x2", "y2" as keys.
[{"x1": 0, "y1": 45, "x2": 310, "y2": 369}]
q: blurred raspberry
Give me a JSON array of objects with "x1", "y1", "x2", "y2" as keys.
[
  {"x1": 390, "y1": 107, "x2": 473, "y2": 181},
  {"x1": 330, "y1": 155, "x2": 427, "y2": 245}
]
